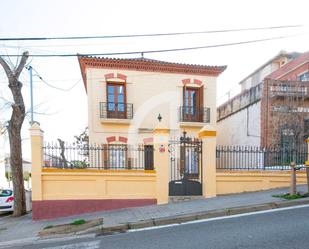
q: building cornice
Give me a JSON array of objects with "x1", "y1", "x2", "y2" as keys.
[{"x1": 78, "y1": 56, "x2": 226, "y2": 92}]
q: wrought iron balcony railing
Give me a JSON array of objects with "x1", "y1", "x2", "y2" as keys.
[
  {"x1": 179, "y1": 106, "x2": 210, "y2": 123},
  {"x1": 269, "y1": 85, "x2": 308, "y2": 98},
  {"x1": 100, "y1": 102, "x2": 133, "y2": 119}
]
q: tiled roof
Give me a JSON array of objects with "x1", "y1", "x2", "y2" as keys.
[
  {"x1": 266, "y1": 51, "x2": 309, "y2": 80},
  {"x1": 238, "y1": 51, "x2": 301, "y2": 85},
  {"x1": 78, "y1": 55, "x2": 226, "y2": 72},
  {"x1": 78, "y1": 55, "x2": 226, "y2": 91}
]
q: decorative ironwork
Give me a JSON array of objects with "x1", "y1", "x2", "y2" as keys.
[
  {"x1": 216, "y1": 145, "x2": 308, "y2": 171},
  {"x1": 169, "y1": 131, "x2": 203, "y2": 196},
  {"x1": 179, "y1": 106, "x2": 210, "y2": 123},
  {"x1": 100, "y1": 102, "x2": 133, "y2": 119},
  {"x1": 43, "y1": 142, "x2": 153, "y2": 170}
]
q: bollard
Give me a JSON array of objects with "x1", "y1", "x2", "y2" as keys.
[{"x1": 290, "y1": 161, "x2": 296, "y2": 196}]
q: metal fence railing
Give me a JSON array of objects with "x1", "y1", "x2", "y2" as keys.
[
  {"x1": 216, "y1": 145, "x2": 308, "y2": 171},
  {"x1": 43, "y1": 143, "x2": 154, "y2": 170},
  {"x1": 179, "y1": 106, "x2": 210, "y2": 123},
  {"x1": 100, "y1": 102, "x2": 133, "y2": 119}
]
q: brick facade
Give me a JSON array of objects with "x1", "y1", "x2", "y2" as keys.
[{"x1": 261, "y1": 71, "x2": 309, "y2": 147}]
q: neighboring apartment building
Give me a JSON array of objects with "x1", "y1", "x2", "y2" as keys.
[
  {"x1": 78, "y1": 56, "x2": 226, "y2": 147},
  {"x1": 217, "y1": 51, "x2": 309, "y2": 147}
]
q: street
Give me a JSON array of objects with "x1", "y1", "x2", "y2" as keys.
[{"x1": 7, "y1": 205, "x2": 309, "y2": 249}]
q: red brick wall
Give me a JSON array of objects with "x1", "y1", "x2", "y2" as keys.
[
  {"x1": 278, "y1": 63, "x2": 309, "y2": 81},
  {"x1": 261, "y1": 79, "x2": 309, "y2": 147}
]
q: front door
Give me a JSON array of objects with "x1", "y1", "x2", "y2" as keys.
[
  {"x1": 107, "y1": 83, "x2": 126, "y2": 118},
  {"x1": 169, "y1": 132, "x2": 202, "y2": 196}
]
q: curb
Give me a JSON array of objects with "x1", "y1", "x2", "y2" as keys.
[
  {"x1": 96, "y1": 198, "x2": 309, "y2": 236},
  {"x1": 38, "y1": 218, "x2": 103, "y2": 237}
]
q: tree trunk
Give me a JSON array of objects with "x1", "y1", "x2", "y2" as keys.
[{"x1": 0, "y1": 52, "x2": 29, "y2": 216}]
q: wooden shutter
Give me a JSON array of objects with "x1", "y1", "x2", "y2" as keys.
[{"x1": 199, "y1": 85, "x2": 204, "y2": 121}]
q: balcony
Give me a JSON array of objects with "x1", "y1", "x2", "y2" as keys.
[
  {"x1": 269, "y1": 85, "x2": 309, "y2": 99},
  {"x1": 179, "y1": 106, "x2": 210, "y2": 124},
  {"x1": 100, "y1": 102, "x2": 133, "y2": 123}
]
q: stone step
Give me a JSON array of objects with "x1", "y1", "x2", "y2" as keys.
[{"x1": 169, "y1": 196, "x2": 204, "y2": 203}]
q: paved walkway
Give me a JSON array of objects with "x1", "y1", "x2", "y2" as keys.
[{"x1": 0, "y1": 186, "x2": 307, "y2": 243}]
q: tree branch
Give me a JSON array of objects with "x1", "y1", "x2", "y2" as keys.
[
  {"x1": 15, "y1": 51, "x2": 29, "y2": 78},
  {"x1": 0, "y1": 56, "x2": 13, "y2": 80}
]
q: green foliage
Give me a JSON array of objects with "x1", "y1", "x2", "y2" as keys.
[
  {"x1": 5, "y1": 171, "x2": 12, "y2": 181},
  {"x1": 71, "y1": 160, "x2": 89, "y2": 169},
  {"x1": 23, "y1": 171, "x2": 31, "y2": 181},
  {"x1": 272, "y1": 193, "x2": 308, "y2": 200},
  {"x1": 44, "y1": 225, "x2": 54, "y2": 230},
  {"x1": 70, "y1": 219, "x2": 86, "y2": 225}
]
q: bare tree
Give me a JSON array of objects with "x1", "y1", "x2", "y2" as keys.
[
  {"x1": 269, "y1": 81, "x2": 306, "y2": 148},
  {"x1": 57, "y1": 138, "x2": 68, "y2": 168},
  {"x1": 0, "y1": 52, "x2": 29, "y2": 216}
]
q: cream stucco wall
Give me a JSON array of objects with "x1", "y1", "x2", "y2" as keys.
[
  {"x1": 217, "y1": 170, "x2": 307, "y2": 195},
  {"x1": 41, "y1": 169, "x2": 156, "y2": 200},
  {"x1": 86, "y1": 68, "x2": 217, "y2": 143},
  {"x1": 217, "y1": 101, "x2": 261, "y2": 146}
]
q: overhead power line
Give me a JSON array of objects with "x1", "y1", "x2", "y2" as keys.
[
  {"x1": 0, "y1": 32, "x2": 308, "y2": 57},
  {"x1": 31, "y1": 67, "x2": 81, "y2": 91},
  {"x1": 0, "y1": 25, "x2": 303, "y2": 41}
]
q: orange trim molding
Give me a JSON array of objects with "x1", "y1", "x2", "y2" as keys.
[
  {"x1": 154, "y1": 128, "x2": 170, "y2": 134},
  {"x1": 42, "y1": 168, "x2": 156, "y2": 174},
  {"x1": 198, "y1": 130, "x2": 217, "y2": 138}
]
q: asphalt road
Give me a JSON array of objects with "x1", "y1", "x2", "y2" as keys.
[{"x1": 7, "y1": 205, "x2": 309, "y2": 249}]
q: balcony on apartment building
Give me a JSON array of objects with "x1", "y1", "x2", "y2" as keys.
[
  {"x1": 269, "y1": 85, "x2": 309, "y2": 99},
  {"x1": 100, "y1": 102, "x2": 133, "y2": 123},
  {"x1": 179, "y1": 106, "x2": 210, "y2": 126}
]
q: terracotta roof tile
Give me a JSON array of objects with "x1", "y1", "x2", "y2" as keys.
[{"x1": 78, "y1": 55, "x2": 226, "y2": 91}]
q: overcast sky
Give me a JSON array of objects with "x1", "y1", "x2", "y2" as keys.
[{"x1": 0, "y1": 0, "x2": 309, "y2": 159}]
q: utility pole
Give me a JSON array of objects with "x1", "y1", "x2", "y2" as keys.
[{"x1": 27, "y1": 66, "x2": 34, "y2": 124}]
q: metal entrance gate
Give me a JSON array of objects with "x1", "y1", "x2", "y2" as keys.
[{"x1": 168, "y1": 131, "x2": 203, "y2": 196}]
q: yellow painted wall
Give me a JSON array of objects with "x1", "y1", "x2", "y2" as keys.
[
  {"x1": 217, "y1": 170, "x2": 307, "y2": 195},
  {"x1": 41, "y1": 169, "x2": 156, "y2": 200},
  {"x1": 86, "y1": 68, "x2": 218, "y2": 144}
]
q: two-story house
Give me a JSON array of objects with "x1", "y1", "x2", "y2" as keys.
[{"x1": 78, "y1": 55, "x2": 226, "y2": 150}]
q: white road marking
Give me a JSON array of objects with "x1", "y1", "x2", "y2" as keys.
[
  {"x1": 128, "y1": 203, "x2": 309, "y2": 233},
  {"x1": 0, "y1": 234, "x2": 96, "y2": 249},
  {"x1": 41, "y1": 240, "x2": 101, "y2": 249}
]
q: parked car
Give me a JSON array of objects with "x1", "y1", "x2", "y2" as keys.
[
  {"x1": 0, "y1": 189, "x2": 32, "y2": 213},
  {"x1": 0, "y1": 189, "x2": 14, "y2": 212}
]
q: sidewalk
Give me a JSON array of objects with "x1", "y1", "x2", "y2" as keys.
[{"x1": 0, "y1": 185, "x2": 308, "y2": 244}]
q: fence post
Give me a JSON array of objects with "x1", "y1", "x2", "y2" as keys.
[
  {"x1": 305, "y1": 138, "x2": 309, "y2": 193},
  {"x1": 30, "y1": 122, "x2": 44, "y2": 201},
  {"x1": 198, "y1": 125, "x2": 217, "y2": 198},
  {"x1": 153, "y1": 124, "x2": 169, "y2": 205}
]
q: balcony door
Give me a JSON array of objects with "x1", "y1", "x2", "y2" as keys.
[
  {"x1": 107, "y1": 83, "x2": 126, "y2": 118},
  {"x1": 183, "y1": 86, "x2": 203, "y2": 122}
]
